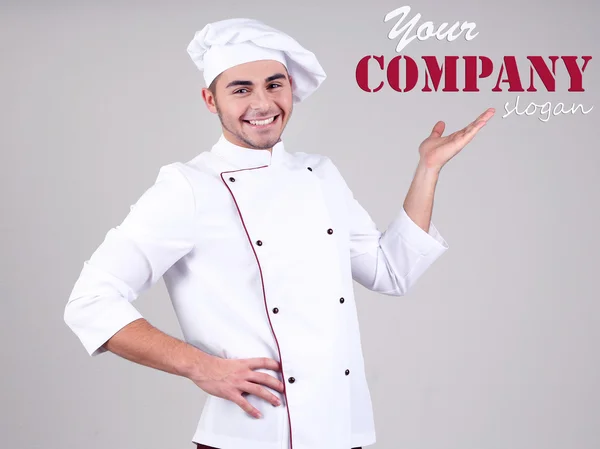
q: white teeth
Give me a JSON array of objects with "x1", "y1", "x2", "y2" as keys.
[{"x1": 248, "y1": 116, "x2": 275, "y2": 126}]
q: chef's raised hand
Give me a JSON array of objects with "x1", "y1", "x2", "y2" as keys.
[
  {"x1": 418, "y1": 107, "x2": 495, "y2": 171},
  {"x1": 190, "y1": 355, "x2": 285, "y2": 419}
]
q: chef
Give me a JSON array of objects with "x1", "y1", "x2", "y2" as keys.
[{"x1": 64, "y1": 17, "x2": 494, "y2": 449}]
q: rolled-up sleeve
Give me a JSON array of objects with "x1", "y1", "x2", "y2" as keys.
[
  {"x1": 64, "y1": 163, "x2": 197, "y2": 356},
  {"x1": 328, "y1": 158, "x2": 449, "y2": 296}
]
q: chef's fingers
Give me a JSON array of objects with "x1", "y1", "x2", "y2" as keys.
[
  {"x1": 454, "y1": 120, "x2": 486, "y2": 146},
  {"x1": 230, "y1": 393, "x2": 263, "y2": 419},
  {"x1": 463, "y1": 108, "x2": 495, "y2": 134},
  {"x1": 245, "y1": 357, "x2": 281, "y2": 372},
  {"x1": 447, "y1": 114, "x2": 488, "y2": 146},
  {"x1": 246, "y1": 370, "x2": 285, "y2": 393},
  {"x1": 462, "y1": 117, "x2": 488, "y2": 136},
  {"x1": 240, "y1": 381, "x2": 282, "y2": 407},
  {"x1": 478, "y1": 107, "x2": 495, "y2": 122}
]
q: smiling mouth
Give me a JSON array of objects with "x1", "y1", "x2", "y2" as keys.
[{"x1": 243, "y1": 114, "x2": 280, "y2": 127}]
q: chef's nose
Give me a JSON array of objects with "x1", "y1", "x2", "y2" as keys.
[{"x1": 249, "y1": 87, "x2": 270, "y2": 111}]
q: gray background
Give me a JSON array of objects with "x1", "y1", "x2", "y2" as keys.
[{"x1": 1, "y1": 0, "x2": 599, "y2": 448}]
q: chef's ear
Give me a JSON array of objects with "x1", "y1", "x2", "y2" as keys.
[{"x1": 201, "y1": 87, "x2": 218, "y2": 115}]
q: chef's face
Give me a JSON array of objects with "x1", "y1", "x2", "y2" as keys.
[{"x1": 202, "y1": 60, "x2": 293, "y2": 151}]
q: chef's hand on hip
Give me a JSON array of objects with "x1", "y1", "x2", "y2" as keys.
[{"x1": 190, "y1": 356, "x2": 284, "y2": 418}]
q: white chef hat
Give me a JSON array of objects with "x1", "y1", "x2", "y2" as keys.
[{"x1": 186, "y1": 18, "x2": 326, "y2": 103}]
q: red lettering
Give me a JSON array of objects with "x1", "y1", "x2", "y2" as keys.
[
  {"x1": 355, "y1": 55, "x2": 385, "y2": 92},
  {"x1": 562, "y1": 56, "x2": 592, "y2": 92},
  {"x1": 422, "y1": 56, "x2": 459, "y2": 92},
  {"x1": 463, "y1": 56, "x2": 493, "y2": 92},
  {"x1": 492, "y1": 56, "x2": 524, "y2": 92},
  {"x1": 387, "y1": 56, "x2": 419, "y2": 92},
  {"x1": 354, "y1": 55, "x2": 590, "y2": 93},
  {"x1": 527, "y1": 56, "x2": 558, "y2": 92}
]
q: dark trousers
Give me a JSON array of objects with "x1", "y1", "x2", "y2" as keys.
[{"x1": 197, "y1": 445, "x2": 362, "y2": 449}]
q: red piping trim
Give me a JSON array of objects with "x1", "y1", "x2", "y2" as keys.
[{"x1": 219, "y1": 165, "x2": 294, "y2": 449}]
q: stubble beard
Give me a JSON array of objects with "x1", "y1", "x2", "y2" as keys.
[{"x1": 215, "y1": 100, "x2": 290, "y2": 150}]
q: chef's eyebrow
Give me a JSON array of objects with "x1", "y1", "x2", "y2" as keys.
[{"x1": 225, "y1": 73, "x2": 287, "y2": 89}]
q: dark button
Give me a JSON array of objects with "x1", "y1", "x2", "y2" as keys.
[
  {"x1": 256, "y1": 240, "x2": 262, "y2": 246},
  {"x1": 229, "y1": 177, "x2": 236, "y2": 182},
  {"x1": 272, "y1": 307, "x2": 279, "y2": 314},
  {"x1": 307, "y1": 167, "x2": 313, "y2": 171},
  {"x1": 339, "y1": 297, "x2": 345, "y2": 304},
  {"x1": 327, "y1": 228, "x2": 334, "y2": 235},
  {"x1": 345, "y1": 369, "x2": 350, "y2": 376},
  {"x1": 288, "y1": 377, "x2": 296, "y2": 383}
]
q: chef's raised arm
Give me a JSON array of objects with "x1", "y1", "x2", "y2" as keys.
[
  {"x1": 64, "y1": 163, "x2": 197, "y2": 356},
  {"x1": 327, "y1": 158, "x2": 448, "y2": 295}
]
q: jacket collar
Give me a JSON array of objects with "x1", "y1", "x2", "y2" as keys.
[{"x1": 211, "y1": 134, "x2": 289, "y2": 170}]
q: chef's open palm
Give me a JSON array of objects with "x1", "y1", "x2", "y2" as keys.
[
  {"x1": 419, "y1": 107, "x2": 495, "y2": 170},
  {"x1": 192, "y1": 356, "x2": 285, "y2": 419}
]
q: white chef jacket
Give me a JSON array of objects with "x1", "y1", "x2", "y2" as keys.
[{"x1": 64, "y1": 134, "x2": 449, "y2": 449}]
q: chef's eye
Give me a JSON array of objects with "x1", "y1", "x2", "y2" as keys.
[
  {"x1": 233, "y1": 88, "x2": 249, "y2": 94},
  {"x1": 269, "y1": 83, "x2": 282, "y2": 89}
]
